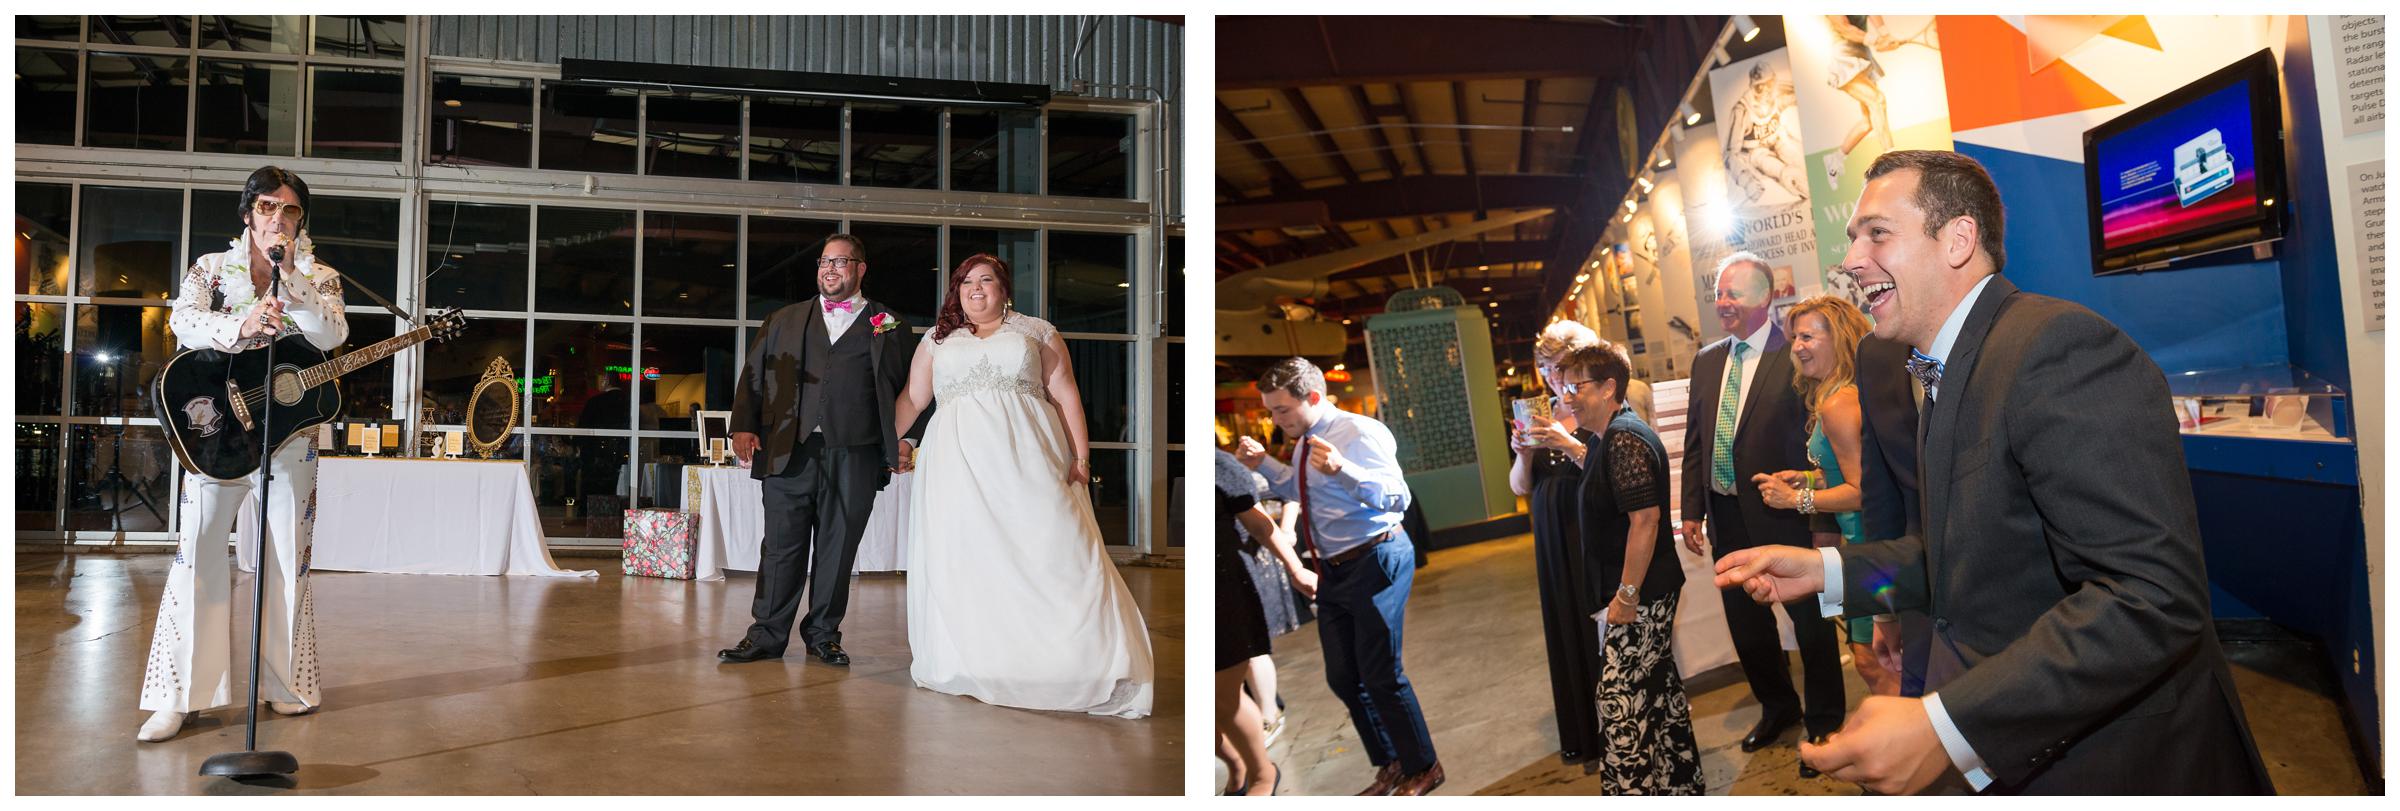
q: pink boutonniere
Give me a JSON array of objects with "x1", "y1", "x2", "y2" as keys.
[{"x1": 869, "y1": 312, "x2": 899, "y2": 335}]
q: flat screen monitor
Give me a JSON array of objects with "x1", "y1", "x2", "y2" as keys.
[{"x1": 2083, "y1": 49, "x2": 2286, "y2": 275}]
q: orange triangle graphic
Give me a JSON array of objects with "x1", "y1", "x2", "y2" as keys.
[
  {"x1": 2027, "y1": 16, "x2": 2127, "y2": 73},
  {"x1": 2101, "y1": 15, "x2": 2162, "y2": 51},
  {"x1": 1941, "y1": 15, "x2": 2125, "y2": 132}
]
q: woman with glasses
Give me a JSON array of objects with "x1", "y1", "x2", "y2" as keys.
[
  {"x1": 1557, "y1": 341, "x2": 1701, "y2": 794},
  {"x1": 1508, "y1": 319, "x2": 1604, "y2": 765},
  {"x1": 139, "y1": 166, "x2": 348, "y2": 742}
]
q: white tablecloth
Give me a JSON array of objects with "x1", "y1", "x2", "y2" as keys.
[
  {"x1": 682, "y1": 465, "x2": 911, "y2": 581},
  {"x1": 238, "y1": 457, "x2": 594, "y2": 577}
]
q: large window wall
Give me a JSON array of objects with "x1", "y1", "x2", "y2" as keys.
[{"x1": 15, "y1": 16, "x2": 1178, "y2": 555}]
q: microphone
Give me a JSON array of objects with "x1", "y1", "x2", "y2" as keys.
[{"x1": 266, "y1": 245, "x2": 286, "y2": 267}]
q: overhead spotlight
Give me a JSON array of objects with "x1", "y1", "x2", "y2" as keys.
[
  {"x1": 1623, "y1": 199, "x2": 1639, "y2": 213},
  {"x1": 1478, "y1": 265, "x2": 1489, "y2": 271},
  {"x1": 1712, "y1": 44, "x2": 1732, "y2": 66},
  {"x1": 1669, "y1": 125, "x2": 1685, "y2": 145},
  {"x1": 1657, "y1": 152, "x2": 1675, "y2": 167},
  {"x1": 1590, "y1": 260, "x2": 1601, "y2": 269},
  {"x1": 1505, "y1": 366, "x2": 1516, "y2": 376},
  {"x1": 1637, "y1": 175, "x2": 1655, "y2": 193},
  {"x1": 1734, "y1": 15, "x2": 1760, "y2": 42},
  {"x1": 1575, "y1": 273, "x2": 1590, "y2": 283},
  {"x1": 1622, "y1": 211, "x2": 1634, "y2": 223},
  {"x1": 1481, "y1": 286, "x2": 1492, "y2": 292},
  {"x1": 1680, "y1": 101, "x2": 1701, "y2": 126},
  {"x1": 1333, "y1": 363, "x2": 1346, "y2": 371}
]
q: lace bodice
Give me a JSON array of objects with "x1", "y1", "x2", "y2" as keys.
[{"x1": 932, "y1": 312, "x2": 1057, "y2": 402}]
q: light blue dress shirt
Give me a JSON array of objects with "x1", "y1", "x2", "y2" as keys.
[{"x1": 1257, "y1": 407, "x2": 1412, "y2": 560}]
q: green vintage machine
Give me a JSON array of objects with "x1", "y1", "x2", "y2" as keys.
[{"x1": 1363, "y1": 286, "x2": 1516, "y2": 532}]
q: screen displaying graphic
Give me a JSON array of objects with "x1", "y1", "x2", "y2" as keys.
[{"x1": 2091, "y1": 79, "x2": 2260, "y2": 253}]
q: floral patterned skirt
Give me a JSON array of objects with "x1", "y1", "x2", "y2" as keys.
[{"x1": 1597, "y1": 592, "x2": 1704, "y2": 795}]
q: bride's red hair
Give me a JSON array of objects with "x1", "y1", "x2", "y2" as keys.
[{"x1": 931, "y1": 253, "x2": 1013, "y2": 343}]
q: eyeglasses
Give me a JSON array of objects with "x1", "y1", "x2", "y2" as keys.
[
  {"x1": 250, "y1": 198, "x2": 304, "y2": 221},
  {"x1": 816, "y1": 257, "x2": 861, "y2": 270},
  {"x1": 1555, "y1": 376, "x2": 1596, "y2": 396}
]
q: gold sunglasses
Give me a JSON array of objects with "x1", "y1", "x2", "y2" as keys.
[{"x1": 250, "y1": 198, "x2": 305, "y2": 221}]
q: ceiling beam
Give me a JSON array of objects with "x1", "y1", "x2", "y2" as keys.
[
  {"x1": 1518, "y1": 78, "x2": 1542, "y2": 175},
  {"x1": 1282, "y1": 88, "x2": 1362, "y2": 186},
  {"x1": 1346, "y1": 84, "x2": 1403, "y2": 179},
  {"x1": 1218, "y1": 15, "x2": 1647, "y2": 89},
  {"x1": 1218, "y1": 99, "x2": 1309, "y2": 195},
  {"x1": 1215, "y1": 174, "x2": 1582, "y2": 230}
]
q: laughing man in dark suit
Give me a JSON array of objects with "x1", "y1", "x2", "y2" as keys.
[{"x1": 1714, "y1": 150, "x2": 2271, "y2": 794}]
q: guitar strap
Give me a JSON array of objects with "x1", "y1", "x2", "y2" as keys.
[{"x1": 319, "y1": 264, "x2": 414, "y2": 325}]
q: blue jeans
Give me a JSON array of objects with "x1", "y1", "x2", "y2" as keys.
[{"x1": 1315, "y1": 530, "x2": 1438, "y2": 774}]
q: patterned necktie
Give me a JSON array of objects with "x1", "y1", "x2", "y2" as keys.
[
  {"x1": 1905, "y1": 348, "x2": 1945, "y2": 404},
  {"x1": 1712, "y1": 341, "x2": 1747, "y2": 493},
  {"x1": 823, "y1": 298, "x2": 854, "y2": 313}
]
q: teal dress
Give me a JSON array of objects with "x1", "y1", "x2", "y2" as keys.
[{"x1": 1809, "y1": 423, "x2": 1874, "y2": 644}]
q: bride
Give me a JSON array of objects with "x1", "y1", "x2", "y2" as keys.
[{"x1": 890, "y1": 253, "x2": 1154, "y2": 718}]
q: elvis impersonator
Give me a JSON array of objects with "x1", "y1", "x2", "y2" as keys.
[{"x1": 137, "y1": 165, "x2": 348, "y2": 742}]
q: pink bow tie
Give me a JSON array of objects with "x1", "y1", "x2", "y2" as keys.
[{"x1": 823, "y1": 299, "x2": 855, "y2": 314}]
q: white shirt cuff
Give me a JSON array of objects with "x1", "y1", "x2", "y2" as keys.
[
  {"x1": 1817, "y1": 546, "x2": 1845, "y2": 618},
  {"x1": 1925, "y1": 692, "x2": 1995, "y2": 791}
]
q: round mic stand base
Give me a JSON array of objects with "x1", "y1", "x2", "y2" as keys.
[{"x1": 200, "y1": 749, "x2": 299, "y2": 778}]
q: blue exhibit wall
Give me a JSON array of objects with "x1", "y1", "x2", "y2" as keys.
[{"x1": 2275, "y1": 19, "x2": 2355, "y2": 393}]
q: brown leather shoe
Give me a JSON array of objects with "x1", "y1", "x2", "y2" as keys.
[
  {"x1": 1390, "y1": 762, "x2": 1445, "y2": 796},
  {"x1": 1356, "y1": 762, "x2": 1401, "y2": 796}
]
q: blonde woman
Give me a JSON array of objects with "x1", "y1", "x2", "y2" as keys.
[
  {"x1": 1751, "y1": 295, "x2": 1900, "y2": 697},
  {"x1": 1508, "y1": 319, "x2": 1604, "y2": 764}
]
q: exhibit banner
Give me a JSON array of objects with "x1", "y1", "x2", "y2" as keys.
[
  {"x1": 1787, "y1": 14, "x2": 1955, "y2": 311},
  {"x1": 1674, "y1": 116, "x2": 1735, "y2": 346},
  {"x1": 1643, "y1": 165, "x2": 1705, "y2": 378},
  {"x1": 1709, "y1": 47, "x2": 1822, "y2": 329}
]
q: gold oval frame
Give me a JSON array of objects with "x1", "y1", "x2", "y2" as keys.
[{"x1": 466, "y1": 356, "x2": 519, "y2": 459}]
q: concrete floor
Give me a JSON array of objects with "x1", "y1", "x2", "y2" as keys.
[
  {"x1": 1237, "y1": 534, "x2": 2370, "y2": 796},
  {"x1": 16, "y1": 549, "x2": 1182, "y2": 795}
]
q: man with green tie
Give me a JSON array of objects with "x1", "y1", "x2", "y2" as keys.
[{"x1": 1677, "y1": 252, "x2": 1847, "y2": 776}]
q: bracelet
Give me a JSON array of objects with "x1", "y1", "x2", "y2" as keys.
[
  {"x1": 1616, "y1": 582, "x2": 1640, "y2": 600},
  {"x1": 1798, "y1": 487, "x2": 1817, "y2": 514}
]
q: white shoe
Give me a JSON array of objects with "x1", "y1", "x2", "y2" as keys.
[
  {"x1": 268, "y1": 701, "x2": 316, "y2": 716},
  {"x1": 137, "y1": 711, "x2": 186, "y2": 742}
]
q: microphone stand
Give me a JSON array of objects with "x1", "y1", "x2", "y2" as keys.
[{"x1": 201, "y1": 243, "x2": 300, "y2": 780}]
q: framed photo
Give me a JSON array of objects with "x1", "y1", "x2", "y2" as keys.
[{"x1": 695, "y1": 410, "x2": 732, "y2": 450}]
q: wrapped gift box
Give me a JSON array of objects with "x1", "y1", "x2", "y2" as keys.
[{"x1": 623, "y1": 509, "x2": 698, "y2": 580}]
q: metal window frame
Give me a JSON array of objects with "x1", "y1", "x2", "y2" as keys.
[{"x1": 16, "y1": 16, "x2": 1180, "y2": 557}]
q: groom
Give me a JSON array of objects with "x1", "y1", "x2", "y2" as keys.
[{"x1": 721, "y1": 233, "x2": 928, "y2": 666}]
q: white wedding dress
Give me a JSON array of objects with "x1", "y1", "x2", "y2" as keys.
[{"x1": 905, "y1": 312, "x2": 1154, "y2": 718}]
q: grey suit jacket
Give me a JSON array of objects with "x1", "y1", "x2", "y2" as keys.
[
  {"x1": 1837, "y1": 275, "x2": 2270, "y2": 793},
  {"x1": 728, "y1": 297, "x2": 928, "y2": 488}
]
